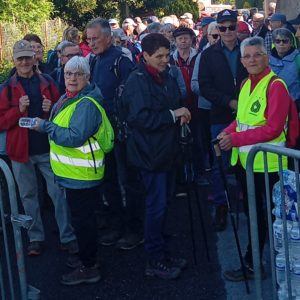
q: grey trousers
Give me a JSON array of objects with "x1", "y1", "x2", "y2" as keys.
[{"x1": 12, "y1": 153, "x2": 75, "y2": 243}]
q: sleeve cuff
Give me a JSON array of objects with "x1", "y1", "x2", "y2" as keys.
[
  {"x1": 169, "y1": 110, "x2": 176, "y2": 123},
  {"x1": 39, "y1": 119, "x2": 47, "y2": 133}
]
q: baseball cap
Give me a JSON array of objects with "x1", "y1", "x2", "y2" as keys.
[
  {"x1": 112, "y1": 29, "x2": 131, "y2": 40},
  {"x1": 238, "y1": 21, "x2": 250, "y2": 35},
  {"x1": 197, "y1": 17, "x2": 216, "y2": 27},
  {"x1": 136, "y1": 23, "x2": 147, "y2": 35},
  {"x1": 288, "y1": 13, "x2": 300, "y2": 25},
  {"x1": 134, "y1": 17, "x2": 142, "y2": 24},
  {"x1": 180, "y1": 13, "x2": 193, "y2": 20},
  {"x1": 147, "y1": 16, "x2": 158, "y2": 24},
  {"x1": 123, "y1": 18, "x2": 137, "y2": 27},
  {"x1": 173, "y1": 27, "x2": 194, "y2": 38},
  {"x1": 217, "y1": 10, "x2": 237, "y2": 24},
  {"x1": 109, "y1": 19, "x2": 118, "y2": 25},
  {"x1": 13, "y1": 40, "x2": 34, "y2": 59},
  {"x1": 269, "y1": 13, "x2": 287, "y2": 23}
]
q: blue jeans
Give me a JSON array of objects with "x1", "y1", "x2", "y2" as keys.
[
  {"x1": 141, "y1": 171, "x2": 176, "y2": 261},
  {"x1": 211, "y1": 124, "x2": 232, "y2": 208}
]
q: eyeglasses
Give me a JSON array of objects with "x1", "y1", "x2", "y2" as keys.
[
  {"x1": 242, "y1": 52, "x2": 266, "y2": 61},
  {"x1": 32, "y1": 45, "x2": 44, "y2": 51},
  {"x1": 64, "y1": 72, "x2": 86, "y2": 79},
  {"x1": 209, "y1": 34, "x2": 220, "y2": 39},
  {"x1": 16, "y1": 56, "x2": 34, "y2": 62},
  {"x1": 86, "y1": 37, "x2": 100, "y2": 44},
  {"x1": 274, "y1": 39, "x2": 290, "y2": 44},
  {"x1": 62, "y1": 53, "x2": 83, "y2": 59},
  {"x1": 218, "y1": 24, "x2": 237, "y2": 32}
]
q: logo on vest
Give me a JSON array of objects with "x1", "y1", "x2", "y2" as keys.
[{"x1": 250, "y1": 100, "x2": 261, "y2": 114}]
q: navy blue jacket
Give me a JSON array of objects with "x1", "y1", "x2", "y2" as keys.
[
  {"x1": 90, "y1": 44, "x2": 134, "y2": 118},
  {"x1": 122, "y1": 60, "x2": 183, "y2": 172}
]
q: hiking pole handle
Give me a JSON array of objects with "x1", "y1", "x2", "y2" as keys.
[{"x1": 211, "y1": 138, "x2": 221, "y2": 157}]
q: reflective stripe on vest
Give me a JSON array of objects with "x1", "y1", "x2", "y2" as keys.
[
  {"x1": 76, "y1": 141, "x2": 101, "y2": 154},
  {"x1": 231, "y1": 70, "x2": 288, "y2": 172},
  {"x1": 50, "y1": 152, "x2": 104, "y2": 168}
]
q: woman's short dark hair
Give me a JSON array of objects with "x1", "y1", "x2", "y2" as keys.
[
  {"x1": 142, "y1": 33, "x2": 170, "y2": 56},
  {"x1": 23, "y1": 34, "x2": 42, "y2": 45}
]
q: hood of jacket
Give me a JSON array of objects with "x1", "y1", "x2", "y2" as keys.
[{"x1": 172, "y1": 47, "x2": 198, "y2": 65}]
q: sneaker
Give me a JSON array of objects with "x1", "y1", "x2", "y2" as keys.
[
  {"x1": 212, "y1": 205, "x2": 228, "y2": 232},
  {"x1": 145, "y1": 259, "x2": 181, "y2": 280},
  {"x1": 61, "y1": 240, "x2": 79, "y2": 254},
  {"x1": 223, "y1": 263, "x2": 266, "y2": 282},
  {"x1": 27, "y1": 241, "x2": 44, "y2": 256},
  {"x1": 165, "y1": 253, "x2": 188, "y2": 270},
  {"x1": 99, "y1": 230, "x2": 124, "y2": 246},
  {"x1": 197, "y1": 178, "x2": 209, "y2": 186},
  {"x1": 60, "y1": 265, "x2": 100, "y2": 286},
  {"x1": 115, "y1": 233, "x2": 144, "y2": 250},
  {"x1": 67, "y1": 255, "x2": 100, "y2": 269}
]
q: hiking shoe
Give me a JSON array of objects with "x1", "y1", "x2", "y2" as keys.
[
  {"x1": 165, "y1": 253, "x2": 188, "y2": 270},
  {"x1": 27, "y1": 241, "x2": 44, "y2": 256},
  {"x1": 99, "y1": 230, "x2": 124, "y2": 246},
  {"x1": 60, "y1": 265, "x2": 100, "y2": 286},
  {"x1": 223, "y1": 263, "x2": 266, "y2": 282},
  {"x1": 212, "y1": 205, "x2": 228, "y2": 232},
  {"x1": 115, "y1": 233, "x2": 144, "y2": 250},
  {"x1": 61, "y1": 240, "x2": 79, "y2": 254},
  {"x1": 67, "y1": 255, "x2": 100, "y2": 269},
  {"x1": 145, "y1": 259, "x2": 181, "y2": 280}
]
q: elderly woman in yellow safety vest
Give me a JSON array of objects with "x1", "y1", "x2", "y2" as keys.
[
  {"x1": 31, "y1": 56, "x2": 114, "y2": 286},
  {"x1": 217, "y1": 36, "x2": 298, "y2": 283}
]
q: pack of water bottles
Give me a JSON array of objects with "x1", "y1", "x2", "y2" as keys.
[{"x1": 273, "y1": 170, "x2": 300, "y2": 299}]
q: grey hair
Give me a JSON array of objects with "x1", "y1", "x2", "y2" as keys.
[
  {"x1": 57, "y1": 40, "x2": 69, "y2": 51},
  {"x1": 148, "y1": 22, "x2": 163, "y2": 33},
  {"x1": 163, "y1": 23, "x2": 175, "y2": 32},
  {"x1": 86, "y1": 18, "x2": 111, "y2": 36},
  {"x1": 61, "y1": 42, "x2": 81, "y2": 56},
  {"x1": 269, "y1": 2, "x2": 276, "y2": 13},
  {"x1": 240, "y1": 36, "x2": 267, "y2": 56},
  {"x1": 272, "y1": 28, "x2": 294, "y2": 45},
  {"x1": 207, "y1": 21, "x2": 218, "y2": 35},
  {"x1": 64, "y1": 56, "x2": 90, "y2": 77}
]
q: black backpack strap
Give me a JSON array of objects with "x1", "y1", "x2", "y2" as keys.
[
  {"x1": 7, "y1": 84, "x2": 12, "y2": 106},
  {"x1": 110, "y1": 54, "x2": 126, "y2": 81}
]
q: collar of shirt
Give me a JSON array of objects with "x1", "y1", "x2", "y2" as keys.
[
  {"x1": 253, "y1": 25, "x2": 263, "y2": 35},
  {"x1": 221, "y1": 39, "x2": 239, "y2": 51},
  {"x1": 143, "y1": 61, "x2": 163, "y2": 83}
]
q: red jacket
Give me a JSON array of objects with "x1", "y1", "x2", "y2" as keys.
[
  {"x1": 79, "y1": 42, "x2": 92, "y2": 57},
  {"x1": 0, "y1": 72, "x2": 61, "y2": 162},
  {"x1": 224, "y1": 67, "x2": 299, "y2": 149}
]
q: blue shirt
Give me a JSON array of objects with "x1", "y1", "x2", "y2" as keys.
[{"x1": 221, "y1": 40, "x2": 240, "y2": 79}]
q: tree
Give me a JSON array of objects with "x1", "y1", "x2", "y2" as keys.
[{"x1": 0, "y1": 0, "x2": 53, "y2": 25}]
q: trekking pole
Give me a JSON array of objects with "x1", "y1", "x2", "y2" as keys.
[
  {"x1": 236, "y1": 180, "x2": 240, "y2": 231},
  {"x1": 211, "y1": 138, "x2": 250, "y2": 294},
  {"x1": 181, "y1": 124, "x2": 211, "y2": 266}
]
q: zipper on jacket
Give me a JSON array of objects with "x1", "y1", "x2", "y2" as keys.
[{"x1": 88, "y1": 139, "x2": 97, "y2": 174}]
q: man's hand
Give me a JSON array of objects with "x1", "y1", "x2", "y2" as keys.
[
  {"x1": 42, "y1": 95, "x2": 52, "y2": 113},
  {"x1": 173, "y1": 107, "x2": 192, "y2": 125},
  {"x1": 30, "y1": 117, "x2": 42, "y2": 132},
  {"x1": 216, "y1": 132, "x2": 227, "y2": 140},
  {"x1": 219, "y1": 135, "x2": 233, "y2": 151},
  {"x1": 229, "y1": 99, "x2": 238, "y2": 112},
  {"x1": 19, "y1": 95, "x2": 30, "y2": 113}
]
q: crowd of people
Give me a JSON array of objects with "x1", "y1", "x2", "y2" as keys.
[{"x1": 0, "y1": 3, "x2": 300, "y2": 287}]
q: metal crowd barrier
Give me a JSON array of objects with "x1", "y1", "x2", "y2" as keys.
[
  {"x1": 0, "y1": 159, "x2": 40, "y2": 299},
  {"x1": 246, "y1": 144, "x2": 300, "y2": 300}
]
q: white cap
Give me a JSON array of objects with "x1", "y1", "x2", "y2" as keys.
[
  {"x1": 122, "y1": 18, "x2": 137, "y2": 26},
  {"x1": 180, "y1": 13, "x2": 193, "y2": 20}
]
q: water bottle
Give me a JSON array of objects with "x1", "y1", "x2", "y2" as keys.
[
  {"x1": 287, "y1": 221, "x2": 293, "y2": 250},
  {"x1": 19, "y1": 118, "x2": 37, "y2": 128},
  {"x1": 276, "y1": 253, "x2": 287, "y2": 286},
  {"x1": 291, "y1": 222, "x2": 300, "y2": 261},
  {"x1": 283, "y1": 169, "x2": 300, "y2": 192},
  {"x1": 273, "y1": 182, "x2": 281, "y2": 206},
  {"x1": 274, "y1": 218, "x2": 284, "y2": 252},
  {"x1": 277, "y1": 285, "x2": 288, "y2": 300},
  {"x1": 294, "y1": 261, "x2": 300, "y2": 296}
]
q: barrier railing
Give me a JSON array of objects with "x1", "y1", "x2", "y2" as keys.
[
  {"x1": 246, "y1": 144, "x2": 300, "y2": 300},
  {"x1": 0, "y1": 159, "x2": 40, "y2": 299}
]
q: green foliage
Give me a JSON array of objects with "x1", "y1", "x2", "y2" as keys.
[
  {"x1": 158, "y1": 0, "x2": 199, "y2": 21},
  {"x1": 243, "y1": 1, "x2": 252, "y2": 8},
  {"x1": 212, "y1": 0, "x2": 236, "y2": 6}
]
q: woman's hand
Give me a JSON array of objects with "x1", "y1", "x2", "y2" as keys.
[
  {"x1": 30, "y1": 118, "x2": 42, "y2": 132},
  {"x1": 173, "y1": 107, "x2": 191, "y2": 125},
  {"x1": 219, "y1": 135, "x2": 232, "y2": 151}
]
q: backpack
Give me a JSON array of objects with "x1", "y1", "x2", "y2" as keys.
[
  {"x1": 47, "y1": 50, "x2": 59, "y2": 70},
  {"x1": 267, "y1": 76, "x2": 300, "y2": 148},
  {"x1": 110, "y1": 54, "x2": 131, "y2": 144}
]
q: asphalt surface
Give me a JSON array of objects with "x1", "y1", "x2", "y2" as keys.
[{"x1": 0, "y1": 173, "x2": 276, "y2": 300}]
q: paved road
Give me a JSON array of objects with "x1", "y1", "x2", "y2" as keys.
[{"x1": 0, "y1": 174, "x2": 276, "y2": 300}]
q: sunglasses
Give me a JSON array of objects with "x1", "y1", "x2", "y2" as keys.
[
  {"x1": 210, "y1": 34, "x2": 220, "y2": 39},
  {"x1": 274, "y1": 39, "x2": 290, "y2": 44},
  {"x1": 218, "y1": 24, "x2": 237, "y2": 32}
]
